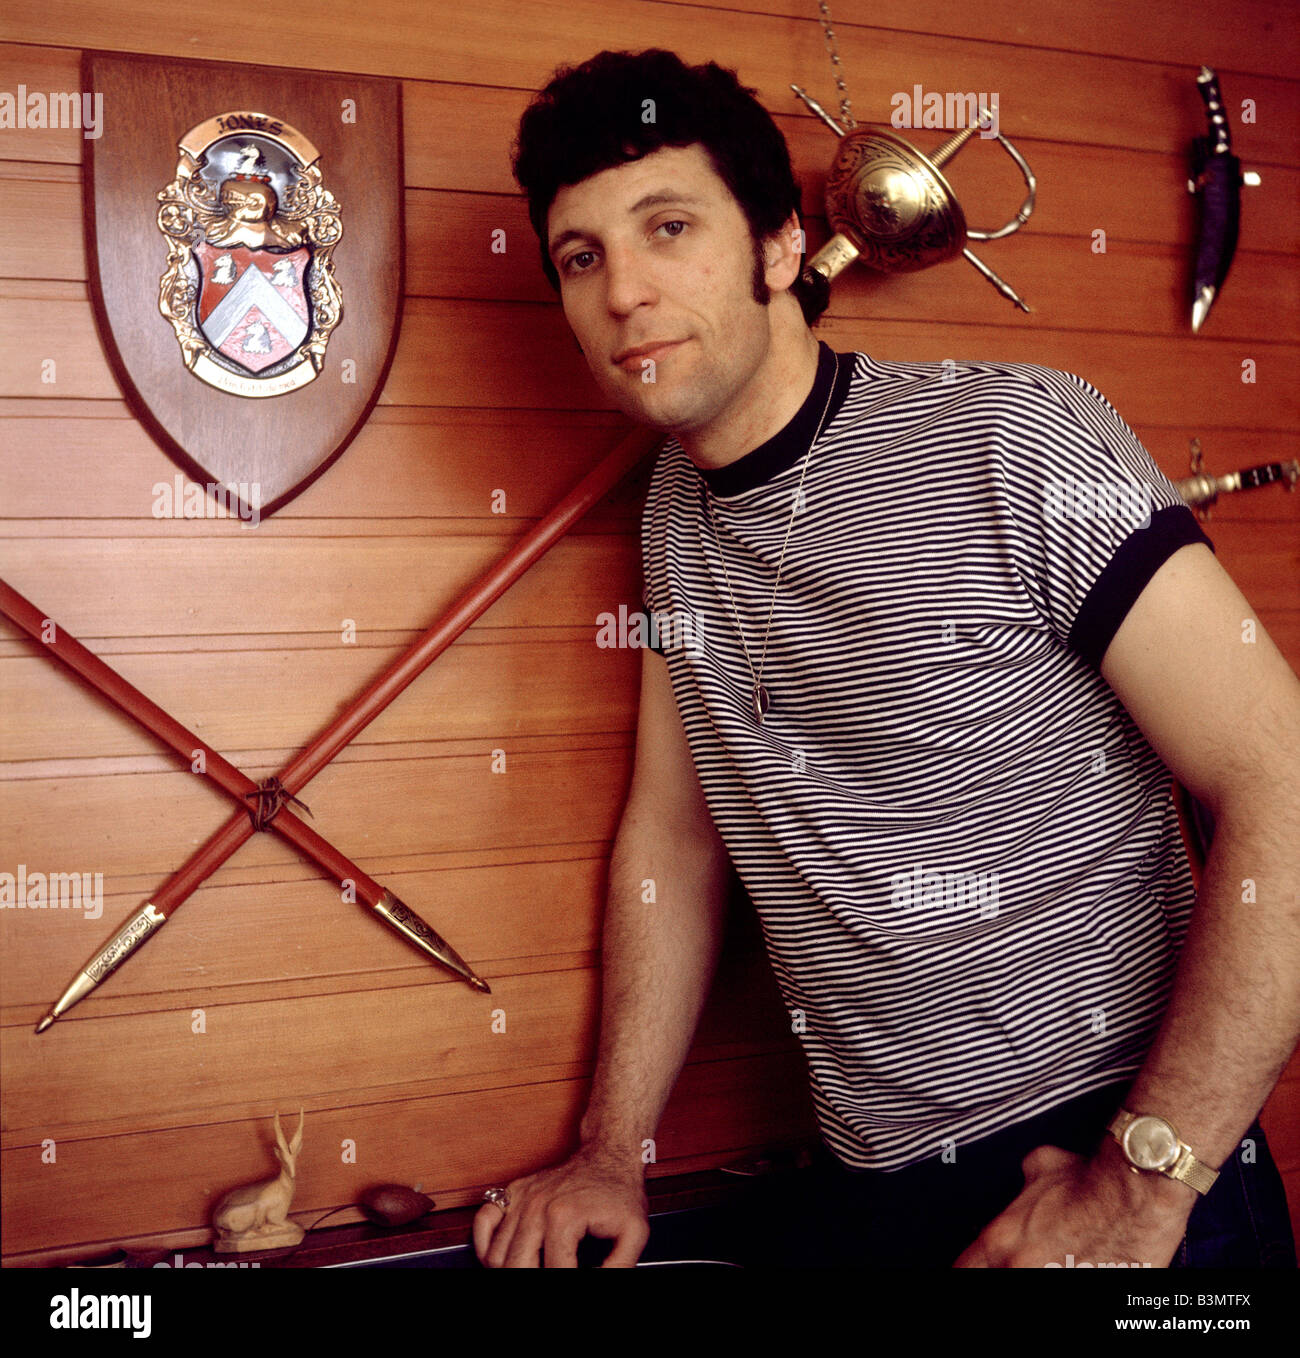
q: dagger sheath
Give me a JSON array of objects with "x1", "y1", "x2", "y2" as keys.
[
  {"x1": 1189, "y1": 66, "x2": 1247, "y2": 333},
  {"x1": 1191, "y1": 150, "x2": 1241, "y2": 308}
]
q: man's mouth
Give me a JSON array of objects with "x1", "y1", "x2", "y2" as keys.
[{"x1": 614, "y1": 339, "x2": 686, "y2": 368}]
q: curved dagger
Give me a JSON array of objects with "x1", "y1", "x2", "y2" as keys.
[{"x1": 1188, "y1": 66, "x2": 1260, "y2": 334}]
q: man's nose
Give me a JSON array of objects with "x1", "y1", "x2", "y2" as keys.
[{"x1": 602, "y1": 243, "x2": 657, "y2": 316}]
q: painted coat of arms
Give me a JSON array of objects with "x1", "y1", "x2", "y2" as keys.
[{"x1": 156, "y1": 113, "x2": 343, "y2": 397}]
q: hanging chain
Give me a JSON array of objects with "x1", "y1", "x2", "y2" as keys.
[{"x1": 817, "y1": 1, "x2": 857, "y2": 130}]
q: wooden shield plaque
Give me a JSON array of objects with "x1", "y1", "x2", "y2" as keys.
[{"x1": 83, "y1": 51, "x2": 403, "y2": 519}]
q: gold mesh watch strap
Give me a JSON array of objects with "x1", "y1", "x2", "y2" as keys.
[{"x1": 1168, "y1": 1147, "x2": 1219, "y2": 1195}]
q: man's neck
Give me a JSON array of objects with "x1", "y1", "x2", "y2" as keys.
[{"x1": 678, "y1": 328, "x2": 821, "y2": 472}]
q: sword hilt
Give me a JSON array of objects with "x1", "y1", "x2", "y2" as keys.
[{"x1": 1196, "y1": 67, "x2": 1232, "y2": 156}]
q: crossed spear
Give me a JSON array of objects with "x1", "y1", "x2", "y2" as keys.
[{"x1": 3, "y1": 426, "x2": 662, "y2": 1034}]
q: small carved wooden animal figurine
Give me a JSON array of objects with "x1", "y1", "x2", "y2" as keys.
[{"x1": 211, "y1": 1110, "x2": 306, "y2": 1253}]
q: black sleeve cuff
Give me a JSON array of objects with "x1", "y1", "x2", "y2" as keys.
[
  {"x1": 1069, "y1": 504, "x2": 1215, "y2": 671},
  {"x1": 641, "y1": 598, "x2": 666, "y2": 656}
]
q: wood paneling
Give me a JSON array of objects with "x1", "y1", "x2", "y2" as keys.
[
  {"x1": 0, "y1": 406, "x2": 643, "y2": 521},
  {"x1": 1, "y1": 3, "x2": 1296, "y2": 162},
  {"x1": 5, "y1": 48, "x2": 1299, "y2": 253},
  {"x1": 1, "y1": 0, "x2": 1297, "y2": 1262},
  {"x1": 0, "y1": 637, "x2": 637, "y2": 760},
  {"x1": 0, "y1": 534, "x2": 642, "y2": 636},
  {"x1": 654, "y1": 0, "x2": 1300, "y2": 82}
]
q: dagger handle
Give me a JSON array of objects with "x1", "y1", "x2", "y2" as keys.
[
  {"x1": 1196, "y1": 66, "x2": 1232, "y2": 156},
  {"x1": 1174, "y1": 460, "x2": 1299, "y2": 507},
  {"x1": 1231, "y1": 461, "x2": 1296, "y2": 491}
]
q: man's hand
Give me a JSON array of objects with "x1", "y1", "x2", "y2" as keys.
[
  {"x1": 472, "y1": 1143, "x2": 651, "y2": 1268},
  {"x1": 952, "y1": 1142, "x2": 1195, "y2": 1268}
]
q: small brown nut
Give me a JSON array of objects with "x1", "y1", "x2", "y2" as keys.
[{"x1": 358, "y1": 1184, "x2": 436, "y2": 1227}]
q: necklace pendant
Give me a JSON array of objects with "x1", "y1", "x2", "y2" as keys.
[{"x1": 752, "y1": 682, "x2": 771, "y2": 723}]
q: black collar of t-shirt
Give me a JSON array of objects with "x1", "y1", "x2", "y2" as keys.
[{"x1": 699, "y1": 340, "x2": 855, "y2": 499}]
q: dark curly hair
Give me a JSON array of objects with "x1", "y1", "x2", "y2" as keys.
[{"x1": 511, "y1": 48, "x2": 828, "y2": 327}]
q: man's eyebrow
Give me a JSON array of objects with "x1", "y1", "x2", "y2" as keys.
[{"x1": 547, "y1": 192, "x2": 705, "y2": 262}]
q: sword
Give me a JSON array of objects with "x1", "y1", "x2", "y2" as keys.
[
  {"x1": 1172, "y1": 437, "x2": 1298, "y2": 519},
  {"x1": 10, "y1": 424, "x2": 665, "y2": 1032},
  {"x1": 1188, "y1": 66, "x2": 1260, "y2": 333}
]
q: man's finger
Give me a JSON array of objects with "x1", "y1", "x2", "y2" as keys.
[
  {"x1": 600, "y1": 1218, "x2": 651, "y2": 1267},
  {"x1": 542, "y1": 1213, "x2": 587, "y2": 1269},
  {"x1": 951, "y1": 1237, "x2": 991, "y2": 1268},
  {"x1": 501, "y1": 1209, "x2": 546, "y2": 1268},
  {"x1": 471, "y1": 1201, "x2": 508, "y2": 1263}
]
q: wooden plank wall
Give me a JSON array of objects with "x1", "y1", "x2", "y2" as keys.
[{"x1": 1, "y1": 0, "x2": 1296, "y2": 1263}]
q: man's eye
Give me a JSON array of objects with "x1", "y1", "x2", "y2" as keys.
[
  {"x1": 564, "y1": 250, "x2": 596, "y2": 275},
  {"x1": 656, "y1": 220, "x2": 688, "y2": 239}
]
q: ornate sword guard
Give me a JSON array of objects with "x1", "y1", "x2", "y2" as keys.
[
  {"x1": 824, "y1": 126, "x2": 970, "y2": 273},
  {"x1": 791, "y1": 85, "x2": 1036, "y2": 310}
]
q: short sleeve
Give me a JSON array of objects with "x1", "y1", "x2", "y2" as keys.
[
  {"x1": 994, "y1": 367, "x2": 1215, "y2": 670},
  {"x1": 640, "y1": 596, "x2": 667, "y2": 656}
]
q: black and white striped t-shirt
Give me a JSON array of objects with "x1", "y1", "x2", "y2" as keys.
[{"x1": 640, "y1": 339, "x2": 1215, "y2": 1170}]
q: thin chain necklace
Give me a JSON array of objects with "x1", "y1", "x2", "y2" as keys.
[{"x1": 704, "y1": 353, "x2": 839, "y2": 725}]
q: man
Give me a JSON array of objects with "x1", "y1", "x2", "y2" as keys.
[{"x1": 473, "y1": 48, "x2": 1300, "y2": 1269}]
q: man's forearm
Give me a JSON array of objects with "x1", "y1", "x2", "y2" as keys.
[
  {"x1": 1093, "y1": 785, "x2": 1300, "y2": 1212},
  {"x1": 578, "y1": 802, "x2": 732, "y2": 1164}
]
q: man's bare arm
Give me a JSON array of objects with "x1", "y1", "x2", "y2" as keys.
[
  {"x1": 579, "y1": 781, "x2": 733, "y2": 1161},
  {"x1": 956, "y1": 543, "x2": 1300, "y2": 1266},
  {"x1": 1091, "y1": 545, "x2": 1300, "y2": 1202},
  {"x1": 474, "y1": 645, "x2": 731, "y2": 1266}
]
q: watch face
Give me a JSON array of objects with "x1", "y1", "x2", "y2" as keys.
[{"x1": 1124, "y1": 1115, "x2": 1180, "y2": 1171}]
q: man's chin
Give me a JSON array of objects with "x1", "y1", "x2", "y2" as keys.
[
  {"x1": 615, "y1": 395, "x2": 701, "y2": 435},
  {"x1": 598, "y1": 374, "x2": 700, "y2": 430}
]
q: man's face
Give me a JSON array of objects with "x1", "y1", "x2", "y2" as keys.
[{"x1": 546, "y1": 144, "x2": 783, "y2": 435}]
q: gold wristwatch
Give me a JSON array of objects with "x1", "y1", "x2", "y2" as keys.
[{"x1": 1107, "y1": 1110, "x2": 1219, "y2": 1195}]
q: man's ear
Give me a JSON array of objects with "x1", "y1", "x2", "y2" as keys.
[{"x1": 762, "y1": 211, "x2": 805, "y2": 291}]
